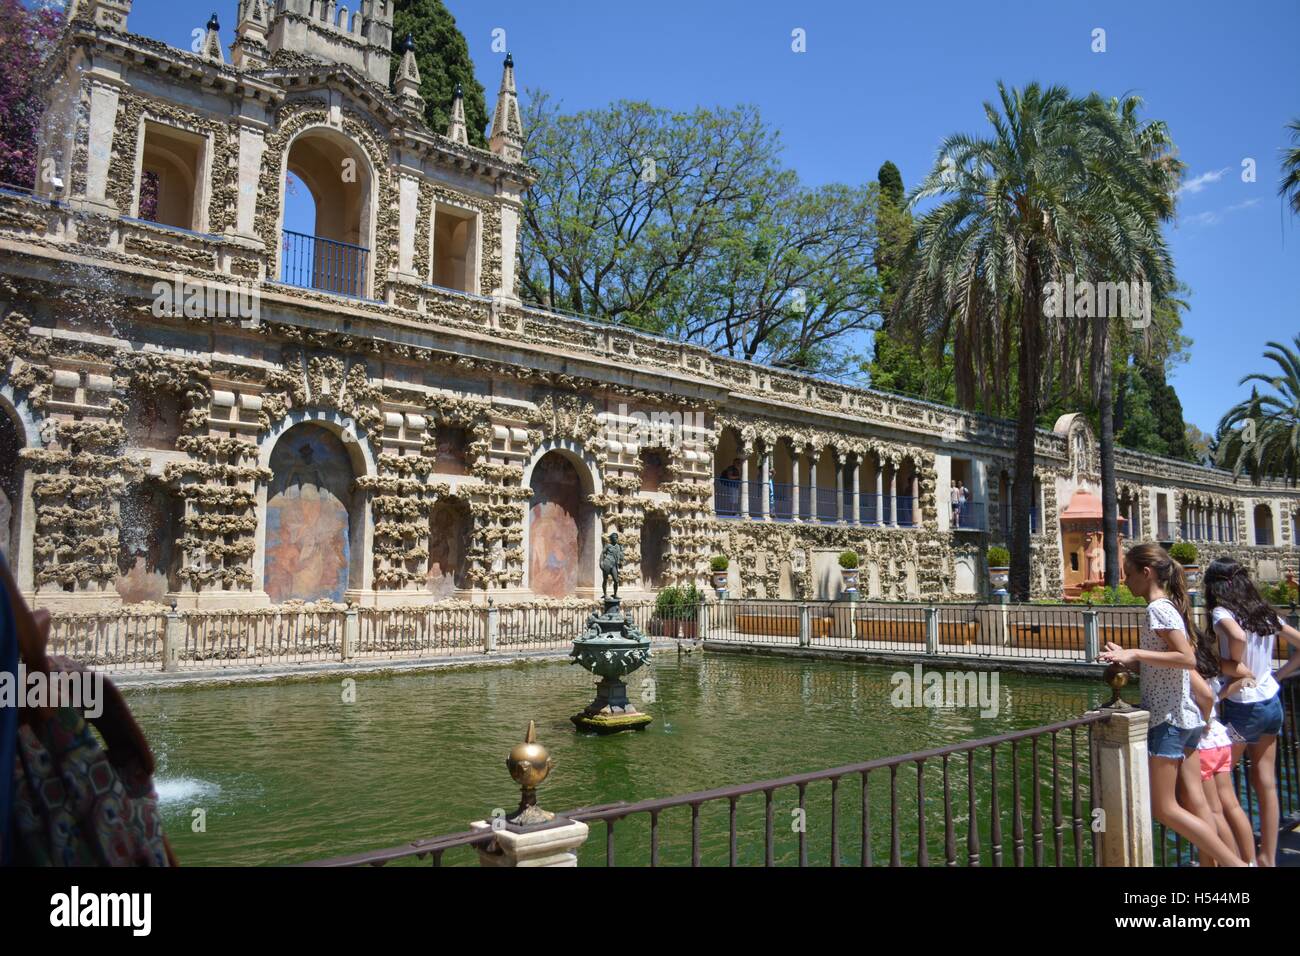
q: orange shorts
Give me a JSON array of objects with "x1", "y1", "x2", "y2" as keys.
[{"x1": 1199, "y1": 745, "x2": 1233, "y2": 780}]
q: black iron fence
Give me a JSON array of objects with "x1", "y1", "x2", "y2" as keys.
[
  {"x1": 306, "y1": 712, "x2": 1108, "y2": 867},
  {"x1": 280, "y1": 228, "x2": 369, "y2": 297}
]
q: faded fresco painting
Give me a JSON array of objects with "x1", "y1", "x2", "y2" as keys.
[
  {"x1": 264, "y1": 424, "x2": 354, "y2": 603},
  {"x1": 528, "y1": 452, "x2": 589, "y2": 597},
  {"x1": 426, "y1": 499, "x2": 469, "y2": 597}
]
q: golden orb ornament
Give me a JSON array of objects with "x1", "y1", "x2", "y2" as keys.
[{"x1": 504, "y1": 721, "x2": 556, "y2": 825}]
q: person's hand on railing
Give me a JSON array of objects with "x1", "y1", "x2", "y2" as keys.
[{"x1": 1097, "y1": 641, "x2": 1137, "y2": 669}]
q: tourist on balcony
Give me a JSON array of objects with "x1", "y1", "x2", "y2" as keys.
[
  {"x1": 1098, "y1": 543, "x2": 1247, "y2": 867},
  {"x1": 1202, "y1": 557, "x2": 1300, "y2": 866},
  {"x1": 950, "y1": 484, "x2": 961, "y2": 526}
]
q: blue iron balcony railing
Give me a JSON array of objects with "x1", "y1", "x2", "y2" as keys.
[
  {"x1": 953, "y1": 500, "x2": 987, "y2": 531},
  {"x1": 281, "y1": 229, "x2": 369, "y2": 298}
]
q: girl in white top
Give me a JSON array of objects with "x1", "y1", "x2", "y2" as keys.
[
  {"x1": 1201, "y1": 557, "x2": 1300, "y2": 866},
  {"x1": 1100, "y1": 543, "x2": 1246, "y2": 866}
]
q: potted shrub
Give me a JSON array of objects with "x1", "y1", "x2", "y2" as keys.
[
  {"x1": 678, "y1": 584, "x2": 701, "y2": 640},
  {"x1": 987, "y1": 545, "x2": 1011, "y2": 593},
  {"x1": 709, "y1": 555, "x2": 730, "y2": 594},
  {"x1": 1169, "y1": 541, "x2": 1200, "y2": 586},
  {"x1": 652, "y1": 586, "x2": 682, "y2": 638},
  {"x1": 839, "y1": 550, "x2": 860, "y2": 595}
]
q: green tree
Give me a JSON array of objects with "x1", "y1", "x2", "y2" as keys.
[
  {"x1": 1281, "y1": 118, "x2": 1300, "y2": 216},
  {"x1": 1216, "y1": 335, "x2": 1300, "y2": 486},
  {"x1": 392, "y1": 0, "x2": 488, "y2": 147},
  {"x1": 519, "y1": 96, "x2": 883, "y2": 373},
  {"x1": 894, "y1": 83, "x2": 1175, "y2": 600}
]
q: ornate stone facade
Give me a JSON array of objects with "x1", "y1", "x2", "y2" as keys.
[{"x1": 0, "y1": 2, "x2": 1297, "y2": 611}]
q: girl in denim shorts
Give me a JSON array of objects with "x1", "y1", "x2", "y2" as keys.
[{"x1": 1203, "y1": 558, "x2": 1300, "y2": 866}]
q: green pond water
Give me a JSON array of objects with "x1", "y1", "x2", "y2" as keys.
[{"x1": 126, "y1": 653, "x2": 1122, "y2": 866}]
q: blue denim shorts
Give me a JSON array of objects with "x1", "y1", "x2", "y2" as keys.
[
  {"x1": 1221, "y1": 694, "x2": 1284, "y2": 744},
  {"x1": 1148, "y1": 721, "x2": 1204, "y2": 759}
]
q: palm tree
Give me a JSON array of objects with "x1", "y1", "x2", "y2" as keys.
[
  {"x1": 1216, "y1": 335, "x2": 1300, "y2": 486},
  {"x1": 1281, "y1": 118, "x2": 1300, "y2": 216},
  {"x1": 1077, "y1": 95, "x2": 1179, "y2": 587},
  {"x1": 894, "y1": 83, "x2": 1175, "y2": 599}
]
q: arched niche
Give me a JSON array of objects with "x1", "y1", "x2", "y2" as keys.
[
  {"x1": 262, "y1": 421, "x2": 364, "y2": 602},
  {"x1": 523, "y1": 441, "x2": 600, "y2": 597}
]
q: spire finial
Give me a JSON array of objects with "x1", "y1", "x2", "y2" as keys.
[
  {"x1": 207, "y1": 12, "x2": 220, "y2": 32},
  {"x1": 402, "y1": 32, "x2": 415, "y2": 53},
  {"x1": 489, "y1": 51, "x2": 524, "y2": 161}
]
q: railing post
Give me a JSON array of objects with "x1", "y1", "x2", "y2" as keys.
[
  {"x1": 924, "y1": 606, "x2": 939, "y2": 654},
  {"x1": 1082, "y1": 608, "x2": 1099, "y2": 663},
  {"x1": 485, "y1": 600, "x2": 499, "y2": 654},
  {"x1": 997, "y1": 592, "x2": 1010, "y2": 647},
  {"x1": 697, "y1": 598, "x2": 708, "y2": 641},
  {"x1": 1087, "y1": 709, "x2": 1153, "y2": 866},
  {"x1": 162, "y1": 608, "x2": 182, "y2": 672},
  {"x1": 798, "y1": 602, "x2": 810, "y2": 647},
  {"x1": 343, "y1": 605, "x2": 358, "y2": 661},
  {"x1": 470, "y1": 818, "x2": 590, "y2": 867}
]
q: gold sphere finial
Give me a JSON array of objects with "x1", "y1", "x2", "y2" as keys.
[
  {"x1": 1101, "y1": 662, "x2": 1133, "y2": 711},
  {"x1": 505, "y1": 720, "x2": 556, "y2": 825}
]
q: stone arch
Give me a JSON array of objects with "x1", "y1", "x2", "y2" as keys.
[
  {"x1": 257, "y1": 411, "x2": 374, "y2": 601},
  {"x1": 278, "y1": 123, "x2": 379, "y2": 297},
  {"x1": 426, "y1": 495, "x2": 471, "y2": 597},
  {"x1": 1254, "y1": 503, "x2": 1275, "y2": 546},
  {"x1": 522, "y1": 439, "x2": 601, "y2": 597}
]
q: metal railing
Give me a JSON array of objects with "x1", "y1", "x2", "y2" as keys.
[
  {"x1": 703, "y1": 598, "x2": 1146, "y2": 663},
  {"x1": 953, "y1": 500, "x2": 987, "y2": 531},
  {"x1": 45, "y1": 611, "x2": 167, "y2": 674},
  {"x1": 1155, "y1": 674, "x2": 1300, "y2": 867},
  {"x1": 307, "y1": 713, "x2": 1108, "y2": 867},
  {"x1": 280, "y1": 228, "x2": 369, "y2": 297}
]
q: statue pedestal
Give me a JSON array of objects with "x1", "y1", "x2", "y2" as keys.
[
  {"x1": 470, "y1": 818, "x2": 590, "y2": 867},
  {"x1": 570, "y1": 597, "x2": 653, "y2": 733}
]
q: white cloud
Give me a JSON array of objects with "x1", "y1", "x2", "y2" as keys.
[
  {"x1": 1226, "y1": 198, "x2": 1261, "y2": 212},
  {"x1": 1183, "y1": 210, "x2": 1220, "y2": 227},
  {"x1": 1177, "y1": 168, "x2": 1229, "y2": 195}
]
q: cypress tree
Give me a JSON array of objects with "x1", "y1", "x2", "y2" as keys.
[{"x1": 392, "y1": 0, "x2": 489, "y2": 148}]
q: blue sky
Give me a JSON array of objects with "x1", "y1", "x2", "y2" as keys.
[{"x1": 122, "y1": 0, "x2": 1299, "y2": 435}]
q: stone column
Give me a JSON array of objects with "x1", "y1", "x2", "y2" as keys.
[
  {"x1": 809, "y1": 449, "x2": 822, "y2": 522},
  {"x1": 791, "y1": 447, "x2": 802, "y2": 522},
  {"x1": 889, "y1": 463, "x2": 899, "y2": 527},
  {"x1": 83, "y1": 80, "x2": 122, "y2": 213},
  {"x1": 740, "y1": 451, "x2": 750, "y2": 519},
  {"x1": 1088, "y1": 709, "x2": 1153, "y2": 867},
  {"x1": 851, "y1": 455, "x2": 861, "y2": 525},
  {"x1": 835, "y1": 452, "x2": 845, "y2": 523},
  {"x1": 760, "y1": 446, "x2": 771, "y2": 519},
  {"x1": 874, "y1": 458, "x2": 884, "y2": 526},
  {"x1": 910, "y1": 470, "x2": 919, "y2": 528}
]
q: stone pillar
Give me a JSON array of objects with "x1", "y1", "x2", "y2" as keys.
[
  {"x1": 798, "y1": 602, "x2": 810, "y2": 647},
  {"x1": 470, "y1": 819, "x2": 590, "y2": 867},
  {"x1": 740, "y1": 452, "x2": 750, "y2": 519},
  {"x1": 835, "y1": 453, "x2": 845, "y2": 524},
  {"x1": 910, "y1": 470, "x2": 920, "y2": 528},
  {"x1": 760, "y1": 446, "x2": 771, "y2": 519},
  {"x1": 851, "y1": 455, "x2": 861, "y2": 525},
  {"x1": 924, "y1": 606, "x2": 938, "y2": 654},
  {"x1": 1088, "y1": 709, "x2": 1153, "y2": 867},
  {"x1": 874, "y1": 458, "x2": 884, "y2": 526},
  {"x1": 889, "y1": 464, "x2": 899, "y2": 527},
  {"x1": 809, "y1": 450, "x2": 821, "y2": 522},
  {"x1": 485, "y1": 601, "x2": 499, "y2": 653},
  {"x1": 162, "y1": 609, "x2": 182, "y2": 672},
  {"x1": 83, "y1": 80, "x2": 122, "y2": 213},
  {"x1": 343, "y1": 605, "x2": 358, "y2": 660},
  {"x1": 791, "y1": 448, "x2": 802, "y2": 522},
  {"x1": 1082, "y1": 608, "x2": 1099, "y2": 662}
]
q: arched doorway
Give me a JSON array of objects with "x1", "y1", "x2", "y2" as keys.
[
  {"x1": 528, "y1": 450, "x2": 595, "y2": 597},
  {"x1": 263, "y1": 423, "x2": 360, "y2": 603},
  {"x1": 427, "y1": 497, "x2": 471, "y2": 598}
]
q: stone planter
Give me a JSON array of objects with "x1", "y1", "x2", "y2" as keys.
[
  {"x1": 1181, "y1": 564, "x2": 1201, "y2": 588},
  {"x1": 989, "y1": 566, "x2": 1010, "y2": 592},
  {"x1": 841, "y1": 567, "x2": 860, "y2": 594},
  {"x1": 712, "y1": 571, "x2": 729, "y2": 593}
]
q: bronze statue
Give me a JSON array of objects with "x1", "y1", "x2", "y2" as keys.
[{"x1": 599, "y1": 532, "x2": 624, "y2": 598}]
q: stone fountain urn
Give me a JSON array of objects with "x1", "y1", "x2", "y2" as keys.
[{"x1": 569, "y1": 596, "x2": 653, "y2": 733}]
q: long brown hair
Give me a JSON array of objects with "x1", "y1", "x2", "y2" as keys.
[{"x1": 1125, "y1": 542, "x2": 1195, "y2": 639}]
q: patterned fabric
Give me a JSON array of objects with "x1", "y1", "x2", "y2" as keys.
[
  {"x1": 10, "y1": 706, "x2": 171, "y2": 867},
  {"x1": 1140, "y1": 598, "x2": 1203, "y2": 731}
]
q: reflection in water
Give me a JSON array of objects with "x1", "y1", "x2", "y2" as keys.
[{"x1": 126, "y1": 654, "x2": 1115, "y2": 866}]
